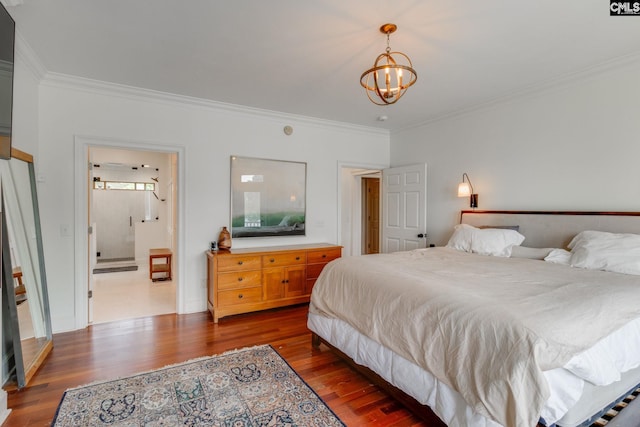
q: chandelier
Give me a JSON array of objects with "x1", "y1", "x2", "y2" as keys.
[{"x1": 360, "y1": 23, "x2": 417, "y2": 105}]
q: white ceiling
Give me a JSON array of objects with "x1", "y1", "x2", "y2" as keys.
[{"x1": 6, "y1": 0, "x2": 640, "y2": 130}]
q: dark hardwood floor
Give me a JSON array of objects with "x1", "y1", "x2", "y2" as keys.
[{"x1": 3, "y1": 304, "x2": 441, "y2": 426}]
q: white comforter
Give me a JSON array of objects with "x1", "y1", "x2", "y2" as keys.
[{"x1": 309, "y1": 248, "x2": 640, "y2": 427}]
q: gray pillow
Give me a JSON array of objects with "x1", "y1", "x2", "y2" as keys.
[{"x1": 479, "y1": 225, "x2": 520, "y2": 232}]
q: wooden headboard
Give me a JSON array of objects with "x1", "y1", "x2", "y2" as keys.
[{"x1": 460, "y1": 210, "x2": 640, "y2": 249}]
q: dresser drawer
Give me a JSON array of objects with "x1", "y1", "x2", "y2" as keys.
[
  {"x1": 306, "y1": 263, "x2": 328, "y2": 280},
  {"x1": 218, "y1": 287, "x2": 262, "y2": 306},
  {"x1": 217, "y1": 270, "x2": 261, "y2": 290},
  {"x1": 307, "y1": 248, "x2": 341, "y2": 264},
  {"x1": 217, "y1": 255, "x2": 262, "y2": 272},
  {"x1": 262, "y1": 252, "x2": 306, "y2": 267},
  {"x1": 207, "y1": 244, "x2": 341, "y2": 322}
]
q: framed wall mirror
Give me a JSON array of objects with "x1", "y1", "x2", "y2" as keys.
[
  {"x1": 1, "y1": 148, "x2": 52, "y2": 388},
  {"x1": 230, "y1": 156, "x2": 306, "y2": 238}
]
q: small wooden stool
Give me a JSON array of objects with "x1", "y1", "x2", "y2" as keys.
[
  {"x1": 149, "y1": 248, "x2": 172, "y2": 282},
  {"x1": 13, "y1": 267, "x2": 27, "y2": 304}
]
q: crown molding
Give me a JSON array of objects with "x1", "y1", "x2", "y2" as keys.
[
  {"x1": 396, "y1": 50, "x2": 640, "y2": 134},
  {"x1": 41, "y1": 73, "x2": 389, "y2": 137}
]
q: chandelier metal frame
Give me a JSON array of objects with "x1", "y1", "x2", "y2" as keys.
[{"x1": 360, "y1": 23, "x2": 417, "y2": 106}]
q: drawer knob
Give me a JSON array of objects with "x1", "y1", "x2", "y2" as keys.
[
  {"x1": 322, "y1": 254, "x2": 327, "y2": 258},
  {"x1": 238, "y1": 294, "x2": 243, "y2": 299},
  {"x1": 238, "y1": 261, "x2": 244, "y2": 265},
  {"x1": 296, "y1": 256, "x2": 300, "y2": 260},
  {"x1": 238, "y1": 277, "x2": 243, "y2": 282},
  {"x1": 270, "y1": 258, "x2": 275, "y2": 263}
]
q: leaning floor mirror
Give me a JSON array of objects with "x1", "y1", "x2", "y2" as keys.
[{"x1": 1, "y1": 148, "x2": 52, "y2": 388}]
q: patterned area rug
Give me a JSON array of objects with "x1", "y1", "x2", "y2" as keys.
[{"x1": 52, "y1": 345, "x2": 345, "y2": 426}]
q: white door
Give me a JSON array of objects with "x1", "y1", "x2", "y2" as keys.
[{"x1": 382, "y1": 164, "x2": 427, "y2": 253}]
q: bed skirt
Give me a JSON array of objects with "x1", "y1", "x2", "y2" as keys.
[{"x1": 308, "y1": 312, "x2": 640, "y2": 427}]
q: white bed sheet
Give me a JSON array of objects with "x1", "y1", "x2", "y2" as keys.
[
  {"x1": 308, "y1": 311, "x2": 640, "y2": 426},
  {"x1": 309, "y1": 248, "x2": 640, "y2": 426}
]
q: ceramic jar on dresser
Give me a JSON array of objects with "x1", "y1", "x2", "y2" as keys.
[{"x1": 206, "y1": 243, "x2": 342, "y2": 322}]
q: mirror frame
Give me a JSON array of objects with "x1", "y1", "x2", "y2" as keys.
[{"x1": 1, "y1": 147, "x2": 52, "y2": 388}]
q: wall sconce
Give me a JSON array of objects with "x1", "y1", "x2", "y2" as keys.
[{"x1": 457, "y1": 173, "x2": 478, "y2": 208}]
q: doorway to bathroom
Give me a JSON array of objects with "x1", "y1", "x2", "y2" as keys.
[{"x1": 89, "y1": 146, "x2": 177, "y2": 324}]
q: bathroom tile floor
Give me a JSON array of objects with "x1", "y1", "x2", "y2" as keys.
[{"x1": 92, "y1": 262, "x2": 176, "y2": 324}]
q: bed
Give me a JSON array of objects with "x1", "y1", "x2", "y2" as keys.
[{"x1": 308, "y1": 210, "x2": 640, "y2": 427}]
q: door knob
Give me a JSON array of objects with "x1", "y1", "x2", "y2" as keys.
[{"x1": 417, "y1": 233, "x2": 425, "y2": 238}]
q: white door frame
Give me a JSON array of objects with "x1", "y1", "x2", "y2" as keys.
[
  {"x1": 336, "y1": 161, "x2": 387, "y2": 257},
  {"x1": 74, "y1": 135, "x2": 186, "y2": 330}
]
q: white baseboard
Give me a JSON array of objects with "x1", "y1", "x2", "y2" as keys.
[{"x1": 0, "y1": 389, "x2": 11, "y2": 425}]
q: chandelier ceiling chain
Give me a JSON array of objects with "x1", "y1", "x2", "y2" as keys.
[{"x1": 360, "y1": 23, "x2": 418, "y2": 106}]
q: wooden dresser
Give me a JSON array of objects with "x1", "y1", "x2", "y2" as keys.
[{"x1": 206, "y1": 243, "x2": 342, "y2": 322}]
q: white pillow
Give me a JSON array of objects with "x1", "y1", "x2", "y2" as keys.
[
  {"x1": 567, "y1": 230, "x2": 609, "y2": 250},
  {"x1": 544, "y1": 249, "x2": 572, "y2": 265},
  {"x1": 568, "y1": 230, "x2": 640, "y2": 275},
  {"x1": 510, "y1": 246, "x2": 554, "y2": 260},
  {"x1": 446, "y1": 224, "x2": 525, "y2": 257},
  {"x1": 446, "y1": 223, "x2": 475, "y2": 252}
]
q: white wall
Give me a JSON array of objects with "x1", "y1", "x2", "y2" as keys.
[
  {"x1": 390, "y1": 57, "x2": 640, "y2": 247},
  {"x1": 34, "y1": 76, "x2": 389, "y2": 332}
]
